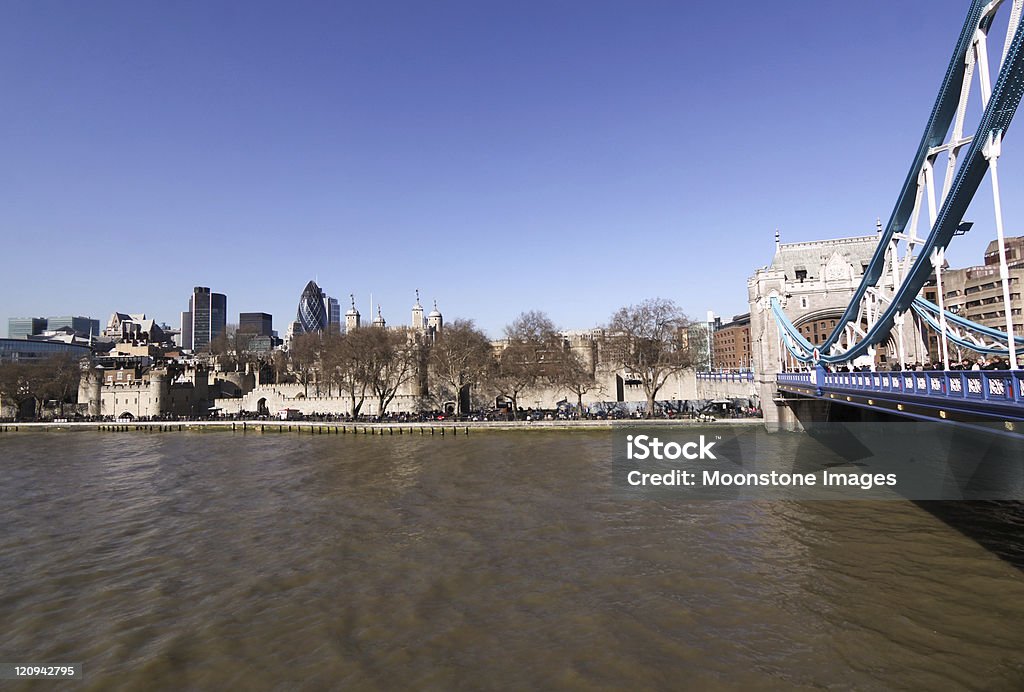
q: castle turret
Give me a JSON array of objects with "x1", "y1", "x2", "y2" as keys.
[
  {"x1": 427, "y1": 300, "x2": 443, "y2": 335},
  {"x1": 149, "y1": 369, "x2": 169, "y2": 416},
  {"x1": 373, "y1": 306, "x2": 386, "y2": 328},
  {"x1": 84, "y1": 365, "x2": 103, "y2": 417},
  {"x1": 345, "y1": 294, "x2": 361, "y2": 332},
  {"x1": 411, "y1": 289, "x2": 424, "y2": 330}
]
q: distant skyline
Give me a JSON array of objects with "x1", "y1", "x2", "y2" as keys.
[{"x1": 3, "y1": 1, "x2": 1022, "y2": 338}]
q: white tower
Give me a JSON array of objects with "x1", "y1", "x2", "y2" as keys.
[
  {"x1": 345, "y1": 294, "x2": 361, "y2": 332},
  {"x1": 427, "y1": 300, "x2": 443, "y2": 335},
  {"x1": 411, "y1": 289, "x2": 425, "y2": 331}
]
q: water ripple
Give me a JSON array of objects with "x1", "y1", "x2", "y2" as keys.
[{"x1": 1, "y1": 431, "x2": 1023, "y2": 689}]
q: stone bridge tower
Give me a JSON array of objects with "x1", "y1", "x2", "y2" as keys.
[{"x1": 748, "y1": 231, "x2": 927, "y2": 429}]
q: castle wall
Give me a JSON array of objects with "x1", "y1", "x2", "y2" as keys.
[
  {"x1": 694, "y1": 377, "x2": 759, "y2": 401},
  {"x1": 79, "y1": 367, "x2": 209, "y2": 419},
  {"x1": 218, "y1": 368, "x2": 703, "y2": 417}
]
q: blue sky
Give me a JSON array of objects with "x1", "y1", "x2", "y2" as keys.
[{"x1": 2, "y1": 1, "x2": 1021, "y2": 337}]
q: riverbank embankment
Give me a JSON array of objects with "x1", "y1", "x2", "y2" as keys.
[{"x1": 0, "y1": 419, "x2": 763, "y2": 435}]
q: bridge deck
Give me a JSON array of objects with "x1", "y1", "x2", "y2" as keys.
[{"x1": 777, "y1": 368, "x2": 1024, "y2": 428}]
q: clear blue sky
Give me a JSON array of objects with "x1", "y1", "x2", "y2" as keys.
[{"x1": 2, "y1": 1, "x2": 1021, "y2": 337}]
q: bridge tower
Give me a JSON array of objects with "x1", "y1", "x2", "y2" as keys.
[{"x1": 749, "y1": 231, "x2": 928, "y2": 429}]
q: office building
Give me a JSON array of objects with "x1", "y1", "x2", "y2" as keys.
[
  {"x1": 46, "y1": 315, "x2": 100, "y2": 338},
  {"x1": 942, "y1": 235, "x2": 1024, "y2": 335},
  {"x1": 0, "y1": 337, "x2": 92, "y2": 364},
  {"x1": 712, "y1": 313, "x2": 752, "y2": 371},
  {"x1": 180, "y1": 286, "x2": 227, "y2": 352},
  {"x1": 239, "y1": 312, "x2": 274, "y2": 337},
  {"x1": 237, "y1": 312, "x2": 274, "y2": 352},
  {"x1": 8, "y1": 317, "x2": 47, "y2": 340},
  {"x1": 327, "y1": 296, "x2": 341, "y2": 332}
]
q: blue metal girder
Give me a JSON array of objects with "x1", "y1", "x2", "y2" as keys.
[
  {"x1": 770, "y1": 290, "x2": 1024, "y2": 364},
  {"x1": 911, "y1": 304, "x2": 1016, "y2": 355},
  {"x1": 816, "y1": 1, "x2": 1017, "y2": 361},
  {"x1": 912, "y1": 296, "x2": 1024, "y2": 344},
  {"x1": 770, "y1": 296, "x2": 814, "y2": 353}
]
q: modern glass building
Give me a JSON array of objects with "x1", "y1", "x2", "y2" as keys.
[
  {"x1": 327, "y1": 297, "x2": 341, "y2": 332},
  {"x1": 0, "y1": 338, "x2": 92, "y2": 363},
  {"x1": 8, "y1": 317, "x2": 47, "y2": 340},
  {"x1": 182, "y1": 287, "x2": 227, "y2": 352},
  {"x1": 296, "y1": 281, "x2": 328, "y2": 334},
  {"x1": 46, "y1": 316, "x2": 100, "y2": 338},
  {"x1": 239, "y1": 312, "x2": 274, "y2": 337}
]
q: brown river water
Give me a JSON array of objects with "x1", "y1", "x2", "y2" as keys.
[{"x1": 2, "y1": 428, "x2": 1024, "y2": 690}]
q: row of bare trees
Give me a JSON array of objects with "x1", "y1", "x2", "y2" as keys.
[
  {"x1": 0, "y1": 355, "x2": 82, "y2": 419},
  {"x1": 288, "y1": 327, "x2": 422, "y2": 417},
  {"x1": 285, "y1": 320, "x2": 500, "y2": 417},
  {"x1": 488, "y1": 299, "x2": 694, "y2": 417},
  {"x1": 273, "y1": 298, "x2": 694, "y2": 418},
  {"x1": 491, "y1": 311, "x2": 591, "y2": 417}
]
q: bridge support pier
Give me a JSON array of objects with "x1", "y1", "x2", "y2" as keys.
[
  {"x1": 767, "y1": 399, "x2": 805, "y2": 432},
  {"x1": 757, "y1": 375, "x2": 808, "y2": 432}
]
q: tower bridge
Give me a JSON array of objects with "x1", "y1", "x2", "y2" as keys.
[{"x1": 751, "y1": 0, "x2": 1024, "y2": 433}]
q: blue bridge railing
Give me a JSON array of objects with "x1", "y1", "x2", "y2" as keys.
[{"x1": 778, "y1": 367, "x2": 1024, "y2": 407}]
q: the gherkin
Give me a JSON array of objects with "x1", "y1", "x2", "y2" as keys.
[{"x1": 296, "y1": 280, "x2": 328, "y2": 334}]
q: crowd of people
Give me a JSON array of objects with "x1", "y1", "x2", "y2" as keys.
[{"x1": 822, "y1": 356, "x2": 1018, "y2": 372}]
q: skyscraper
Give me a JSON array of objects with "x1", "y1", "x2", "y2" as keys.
[
  {"x1": 296, "y1": 280, "x2": 328, "y2": 334},
  {"x1": 239, "y1": 312, "x2": 274, "y2": 337},
  {"x1": 327, "y1": 296, "x2": 341, "y2": 333},
  {"x1": 181, "y1": 286, "x2": 227, "y2": 352}
]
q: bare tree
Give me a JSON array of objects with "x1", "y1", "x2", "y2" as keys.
[
  {"x1": 289, "y1": 331, "x2": 321, "y2": 398},
  {"x1": 233, "y1": 324, "x2": 259, "y2": 354},
  {"x1": 559, "y1": 349, "x2": 602, "y2": 417},
  {"x1": 429, "y1": 319, "x2": 492, "y2": 415},
  {"x1": 38, "y1": 355, "x2": 83, "y2": 417},
  {"x1": 0, "y1": 362, "x2": 33, "y2": 419},
  {"x1": 605, "y1": 299, "x2": 692, "y2": 417},
  {"x1": 205, "y1": 322, "x2": 238, "y2": 357},
  {"x1": 367, "y1": 329, "x2": 418, "y2": 417},
  {"x1": 270, "y1": 350, "x2": 290, "y2": 385},
  {"x1": 0, "y1": 355, "x2": 82, "y2": 420},
  {"x1": 322, "y1": 328, "x2": 375, "y2": 417},
  {"x1": 492, "y1": 311, "x2": 562, "y2": 418}
]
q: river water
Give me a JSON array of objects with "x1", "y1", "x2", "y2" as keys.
[{"x1": 2, "y1": 428, "x2": 1024, "y2": 690}]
